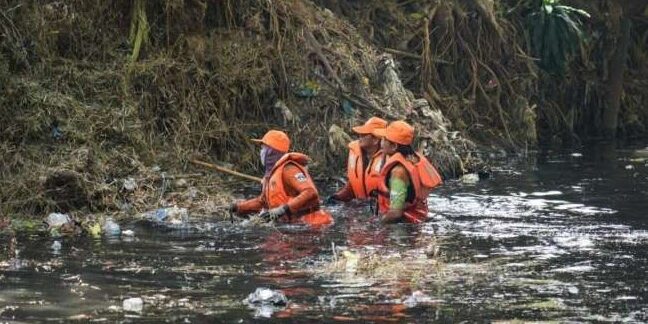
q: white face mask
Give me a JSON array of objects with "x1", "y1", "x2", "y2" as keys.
[{"x1": 260, "y1": 146, "x2": 269, "y2": 166}]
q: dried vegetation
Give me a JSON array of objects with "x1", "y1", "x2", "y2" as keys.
[{"x1": 2, "y1": 0, "x2": 646, "y2": 217}]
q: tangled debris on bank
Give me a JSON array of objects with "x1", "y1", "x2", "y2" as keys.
[
  {"x1": 0, "y1": 0, "x2": 481, "y2": 218},
  {"x1": 1, "y1": 0, "x2": 646, "y2": 218}
]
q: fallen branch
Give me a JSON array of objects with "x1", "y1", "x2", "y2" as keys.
[
  {"x1": 190, "y1": 160, "x2": 262, "y2": 183},
  {"x1": 305, "y1": 30, "x2": 345, "y2": 90},
  {"x1": 313, "y1": 72, "x2": 402, "y2": 120}
]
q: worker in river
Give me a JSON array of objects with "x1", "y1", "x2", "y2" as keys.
[
  {"x1": 372, "y1": 121, "x2": 443, "y2": 223},
  {"x1": 325, "y1": 117, "x2": 388, "y2": 204},
  {"x1": 229, "y1": 130, "x2": 333, "y2": 227}
]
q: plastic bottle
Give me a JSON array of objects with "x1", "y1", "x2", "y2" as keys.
[{"x1": 102, "y1": 218, "x2": 121, "y2": 236}]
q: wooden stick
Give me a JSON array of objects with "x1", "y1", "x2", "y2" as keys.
[{"x1": 190, "y1": 159, "x2": 262, "y2": 183}]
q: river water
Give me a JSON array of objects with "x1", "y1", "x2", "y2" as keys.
[{"x1": 1, "y1": 145, "x2": 648, "y2": 322}]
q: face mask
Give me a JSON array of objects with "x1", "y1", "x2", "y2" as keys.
[{"x1": 260, "y1": 146, "x2": 269, "y2": 166}]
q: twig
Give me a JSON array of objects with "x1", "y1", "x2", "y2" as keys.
[{"x1": 384, "y1": 47, "x2": 451, "y2": 64}]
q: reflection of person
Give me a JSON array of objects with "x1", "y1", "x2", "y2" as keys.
[
  {"x1": 229, "y1": 130, "x2": 333, "y2": 226},
  {"x1": 260, "y1": 231, "x2": 322, "y2": 264},
  {"x1": 372, "y1": 121, "x2": 442, "y2": 223},
  {"x1": 326, "y1": 117, "x2": 388, "y2": 204}
]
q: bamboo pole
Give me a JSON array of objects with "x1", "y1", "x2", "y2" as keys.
[{"x1": 190, "y1": 159, "x2": 262, "y2": 183}]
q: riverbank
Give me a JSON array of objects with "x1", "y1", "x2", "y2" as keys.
[
  {"x1": 0, "y1": 0, "x2": 481, "y2": 220},
  {"x1": 1, "y1": 0, "x2": 646, "y2": 219}
]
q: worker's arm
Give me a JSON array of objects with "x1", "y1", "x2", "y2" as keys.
[
  {"x1": 282, "y1": 164, "x2": 319, "y2": 214},
  {"x1": 235, "y1": 195, "x2": 264, "y2": 215},
  {"x1": 381, "y1": 166, "x2": 410, "y2": 223},
  {"x1": 332, "y1": 182, "x2": 355, "y2": 202}
]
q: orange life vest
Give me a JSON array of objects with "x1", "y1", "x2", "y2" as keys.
[
  {"x1": 347, "y1": 141, "x2": 386, "y2": 199},
  {"x1": 377, "y1": 152, "x2": 442, "y2": 223},
  {"x1": 263, "y1": 153, "x2": 333, "y2": 227}
]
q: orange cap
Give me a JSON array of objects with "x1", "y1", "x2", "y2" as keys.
[
  {"x1": 352, "y1": 117, "x2": 388, "y2": 135},
  {"x1": 251, "y1": 130, "x2": 290, "y2": 152},
  {"x1": 372, "y1": 120, "x2": 414, "y2": 145}
]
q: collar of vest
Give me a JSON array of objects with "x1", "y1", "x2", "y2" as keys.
[
  {"x1": 270, "y1": 152, "x2": 310, "y2": 174},
  {"x1": 348, "y1": 140, "x2": 361, "y2": 152}
]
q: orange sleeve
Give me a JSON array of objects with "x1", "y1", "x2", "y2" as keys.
[
  {"x1": 282, "y1": 164, "x2": 319, "y2": 214},
  {"x1": 236, "y1": 195, "x2": 264, "y2": 215},
  {"x1": 333, "y1": 182, "x2": 355, "y2": 202}
]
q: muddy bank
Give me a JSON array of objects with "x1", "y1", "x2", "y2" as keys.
[
  {"x1": 4, "y1": 0, "x2": 645, "y2": 218},
  {"x1": 0, "y1": 0, "x2": 484, "y2": 219}
]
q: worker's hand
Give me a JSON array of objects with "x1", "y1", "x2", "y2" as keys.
[
  {"x1": 323, "y1": 195, "x2": 340, "y2": 206},
  {"x1": 259, "y1": 205, "x2": 289, "y2": 221}
]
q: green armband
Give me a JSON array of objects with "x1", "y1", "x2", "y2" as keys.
[{"x1": 388, "y1": 177, "x2": 407, "y2": 210}]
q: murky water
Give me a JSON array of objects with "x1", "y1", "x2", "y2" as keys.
[{"x1": 2, "y1": 145, "x2": 648, "y2": 322}]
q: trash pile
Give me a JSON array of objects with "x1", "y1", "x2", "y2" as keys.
[
  {"x1": 0, "y1": 0, "x2": 487, "y2": 219},
  {"x1": 140, "y1": 206, "x2": 189, "y2": 229}
]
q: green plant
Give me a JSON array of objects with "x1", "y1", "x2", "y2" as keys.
[
  {"x1": 129, "y1": 0, "x2": 149, "y2": 64},
  {"x1": 528, "y1": 0, "x2": 590, "y2": 74}
]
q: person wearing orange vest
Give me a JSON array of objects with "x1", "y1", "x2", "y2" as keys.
[
  {"x1": 372, "y1": 121, "x2": 443, "y2": 224},
  {"x1": 325, "y1": 117, "x2": 388, "y2": 204},
  {"x1": 229, "y1": 130, "x2": 333, "y2": 227}
]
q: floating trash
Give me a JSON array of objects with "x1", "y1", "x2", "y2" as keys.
[
  {"x1": 123, "y1": 297, "x2": 143, "y2": 313},
  {"x1": 122, "y1": 229, "x2": 135, "y2": 237},
  {"x1": 51, "y1": 241, "x2": 61, "y2": 254},
  {"x1": 88, "y1": 223, "x2": 102, "y2": 237},
  {"x1": 460, "y1": 173, "x2": 480, "y2": 184},
  {"x1": 46, "y1": 213, "x2": 70, "y2": 228},
  {"x1": 529, "y1": 190, "x2": 562, "y2": 196},
  {"x1": 142, "y1": 206, "x2": 189, "y2": 226},
  {"x1": 245, "y1": 288, "x2": 287, "y2": 306},
  {"x1": 102, "y1": 218, "x2": 121, "y2": 237},
  {"x1": 402, "y1": 291, "x2": 434, "y2": 308}
]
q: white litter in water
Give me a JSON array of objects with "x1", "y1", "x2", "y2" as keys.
[
  {"x1": 615, "y1": 296, "x2": 637, "y2": 301},
  {"x1": 551, "y1": 265, "x2": 595, "y2": 273},
  {"x1": 625, "y1": 164, "x2": 634, "y2": 170},
  {"x1": 255, "y1": 305, "x2": 275, "y2": 318},
  {"x1": 51, "y1": 241, "x2": 61, "y2": 252},
  {"x1": 529, "y1": 190, "x2": 562, "y2": 197},
  {"x1": 122, "y1": 230, "x2": 135, "y2": 237},
  {"x1": 553, "y1": 203, "x2": 585, "y2": 210},
  {"x1": 46, "y1": 213, "x2": 70, "y2": 227},
  {"x1": 123, "y1": 297, "x2": 143, "y2": 313},
  {"x1": 553, "y1": 236, "x2": 595, "y2": 250},
  {"x1": 460, "y1": 173, "x2": 480, "y2": 184},
  {"x1": 571, "y1": 153, "x2": 583, "y2": 157}
]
